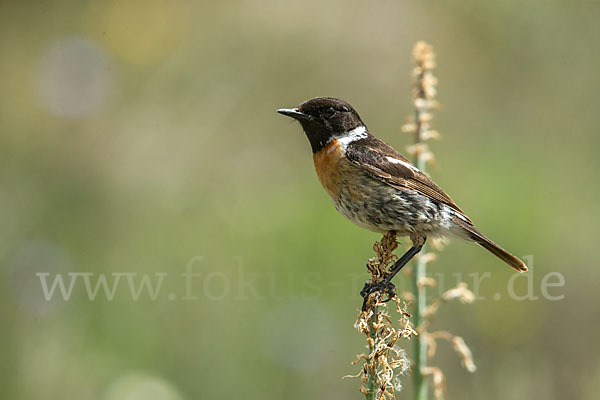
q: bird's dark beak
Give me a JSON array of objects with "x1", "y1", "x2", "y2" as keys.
[{"x1": 277, "y1": 108, "x2": 309, "y2": 121}]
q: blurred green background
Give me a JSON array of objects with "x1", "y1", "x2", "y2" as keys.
[{"x1": 1, "y1": 1, "x2": 599, "y2": 399}]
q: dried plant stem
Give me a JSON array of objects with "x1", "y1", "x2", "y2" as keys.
[
  {"x1": 409, "y1": 41, "x2": 438, "y2": 400},
  {"x1": 363, "y1": 232, "x2": 396, "y2": 400},
  {"x1": 400, "y1": 41, "x2": 477, "y2": 400},
  {"x1": 365, "y1": 309, "x2": 378, "y2": 399},
  {"x1": 351, "y1": 232, "x2": 414, "y2": 400},
  {"x1": 412, "y1": 126, "x2": 429, "y2": 400}
]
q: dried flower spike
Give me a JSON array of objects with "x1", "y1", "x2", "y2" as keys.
[{"x1": 352, "y1": 233, "x2": 415, "y2": 399}]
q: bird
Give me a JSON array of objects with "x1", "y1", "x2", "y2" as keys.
[{"x1": 277, "y1": 97, "x2": 527, "y2": 305}]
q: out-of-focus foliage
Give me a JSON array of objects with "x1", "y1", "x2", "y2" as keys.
[{"x1": 1, "y1": 1, "x2": 599, "y2": 399}]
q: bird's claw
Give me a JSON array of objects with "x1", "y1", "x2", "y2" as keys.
[{"x1": 360, "y1": 280, "x2": 396, "y2": 311}]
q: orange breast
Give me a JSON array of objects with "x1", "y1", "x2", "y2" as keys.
[{"x1": 312, "y1": 139, "x2": 343, "y2": 199}]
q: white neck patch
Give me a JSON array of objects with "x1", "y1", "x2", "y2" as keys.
[{"x1": 335, "y1": 125, "x2": 368, "y2": 149}]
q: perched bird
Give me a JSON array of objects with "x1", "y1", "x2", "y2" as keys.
[{"x1": 277, "y1": 97, "x2": 527, "y2": 303}]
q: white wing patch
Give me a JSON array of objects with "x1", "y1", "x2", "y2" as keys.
[{"x1": 385, "y1": 156, "x2": 420, "y2": 173}]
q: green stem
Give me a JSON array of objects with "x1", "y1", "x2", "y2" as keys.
[
  {"x1": 412, "y1": 251, "x2": 428, "y2": 400},
  {"x1": 413, "y1": 103, "x2": 429, "y2": 399},
  {"x1": 366, "y1": 306, "x2": 377, "y2": 399}
]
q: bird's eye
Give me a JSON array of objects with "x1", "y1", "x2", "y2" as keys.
[{"x1": 323, "y1": 107, "x2": 336, "y2": 119}]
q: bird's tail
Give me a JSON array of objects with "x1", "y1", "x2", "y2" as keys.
[{"x1": 452, "y1": 216, "x2": 527, "y2": 272}]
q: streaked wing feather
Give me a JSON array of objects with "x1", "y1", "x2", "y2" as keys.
[{"x1": 346, "y1": 136, "x2": 470, "y2": 221}]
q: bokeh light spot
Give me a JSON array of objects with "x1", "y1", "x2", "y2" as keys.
[
  {"x1": 105, "y1": 372, "x2": 183, "y2": 400},
  {"x1": 37, "y1": 37, "x2": 112, "y2": 119}
]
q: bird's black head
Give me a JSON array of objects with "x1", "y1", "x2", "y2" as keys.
[{"x1": 277, "y1": 97, "x2": 365, "y2": 153}]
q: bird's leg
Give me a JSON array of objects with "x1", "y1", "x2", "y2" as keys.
[
  {"x1": 361, "y1": 240, "x2": 425, "y2": 310},
  {"x1": 384, "y1": 242, "x2": 424, "y2": 283}
]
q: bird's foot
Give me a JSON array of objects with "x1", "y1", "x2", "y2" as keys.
[{"x1": 360, "y1": 279, "x2": 396, "y2": 311}]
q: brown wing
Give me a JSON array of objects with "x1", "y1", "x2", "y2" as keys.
[{"x1": 346, "y1": 135, "x2": 471, "y2": 222}]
